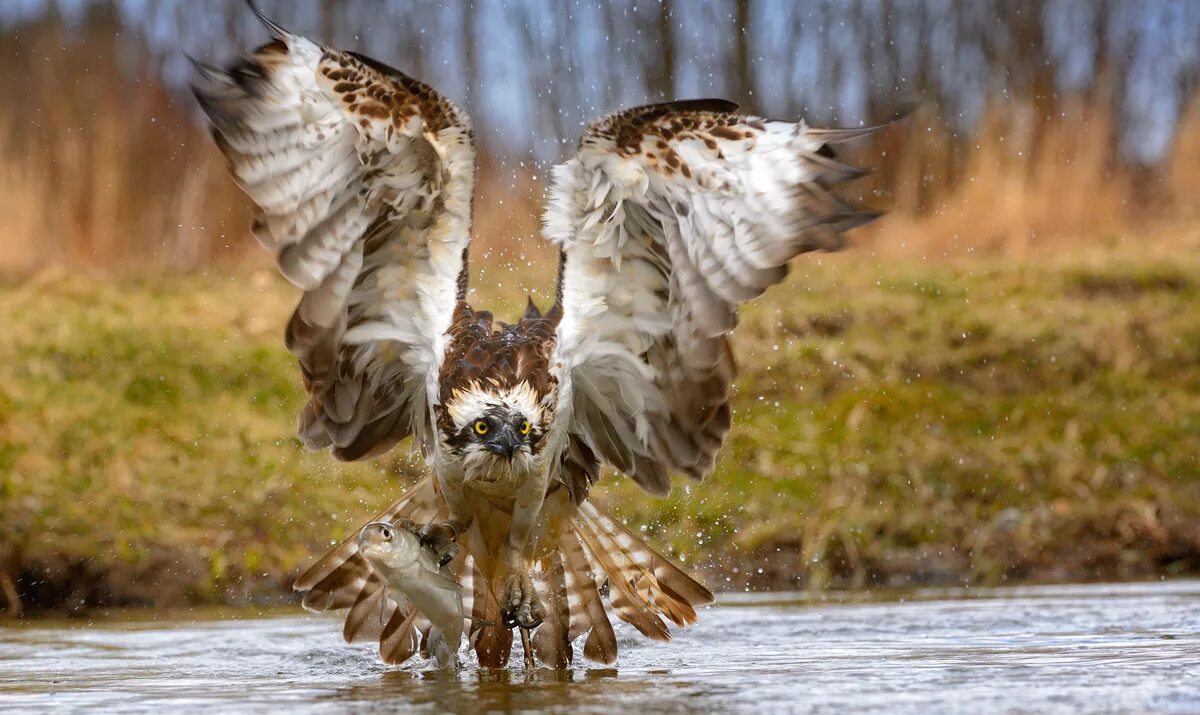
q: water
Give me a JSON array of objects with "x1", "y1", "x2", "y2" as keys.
[{"x1": 2, "y1": 581, "x2": 1198, "y2": 714}]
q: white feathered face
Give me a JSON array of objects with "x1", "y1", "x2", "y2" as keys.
[{"x1": 440, "y1": 382, "x2": 548, "y2": 476}]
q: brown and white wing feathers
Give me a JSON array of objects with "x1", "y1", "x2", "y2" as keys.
[
  {"x1": 192, "y1": 9, "x2": 475, "y2": 461},
  {"x1": 546, "y1": 100, "x2": 888, "y2": 495}
]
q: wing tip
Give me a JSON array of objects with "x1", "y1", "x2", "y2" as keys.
[
  {"x1": 245, "y1": 0, "x2": 291, "y2": 40},
  {"x1": 184, "y1": 53, "x2": 226, "y2": 83},
  {"x1": 635, "y1": 473, "x2": 673, "y2": 497},
  {"x1": 804, "y1": 101, "x2": 918, "y2": 146}
]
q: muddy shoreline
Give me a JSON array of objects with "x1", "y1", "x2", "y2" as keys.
[{"x1": 7, "y1": 539, "x2": 1197, "y2": 619}]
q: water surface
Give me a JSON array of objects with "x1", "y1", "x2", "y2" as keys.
[{"x1": 2, "y1": 581, "x2": 1198, "y2": 713}]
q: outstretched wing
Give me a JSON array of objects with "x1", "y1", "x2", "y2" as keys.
[
  {"x1": 545, "y1": 99, "x2": 888, "y2": 496},
  {"x1": 192, "y1": 9, "x2": 475, "y2": 460}
]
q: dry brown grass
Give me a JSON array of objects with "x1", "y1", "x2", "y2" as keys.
[
  {"x1": 0, "y1": 18, "x2": 557, "y2": 281},
  {"x1": 0, "y1": 18, "x2": 251, "y2": 275},
  {"x1": 3, "y1": 19, "x2": 1200, "y2": 277},
  {"x1": 854, "y1": 99, "x2": 1200, "y2": 258}
]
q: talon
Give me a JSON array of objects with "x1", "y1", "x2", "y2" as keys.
[
  {"x1": 418, "y1": 522, "x2": 454, "y2": 545},
  {"x1": 418, "y1": 522, "x2": 460, "y2": 566},
  {"x1": 501, "y1": 571, "x2": 543, "y2": 631}
]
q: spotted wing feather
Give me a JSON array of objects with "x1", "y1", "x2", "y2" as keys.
[
  {"x1": 546, "y1": 100, "x2": 889, "y2": 495},
  {"x1": 192, "y1": 10, "x2": 475, "y2": 461}
]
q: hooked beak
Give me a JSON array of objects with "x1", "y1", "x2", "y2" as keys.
[{"x1": 485, "y1": 424, "x2": 520, "y2": 461}]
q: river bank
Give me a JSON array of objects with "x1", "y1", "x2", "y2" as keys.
[{"x1": 2, "y1": 248, "x2": 1199, "y2": 615}]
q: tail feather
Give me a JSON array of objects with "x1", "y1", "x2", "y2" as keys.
[
  {"x1": 300, "y1": 553, "x2": 371, "y2": 612},
  {"x1": 580, "y1": 502, "x2": 714, "y2": 609},
  {"x1": 532, "y1": 549, "x2": 572, "y2": 668},
  {"x1": 293, "y1": 476, "x2": 442, "y2": 666},
  {"x1": 587, "y1": 519, "x2": 694, "y2": 627},
  {"x1": 379, "y1": 603, "x2": 420, "y2": 665},
  {"x1": 560, "y1": 529, "x2": 618, "y2": 664},
  {"x1": 294, "y1": 477, "x2": 442, "y2": 598},
  {"x1": 650, "y1": 581, "x2": 699, "y2": 628},
  {"x1": 468, "y1": 552, "x2": 512, "y2": 667},
  {"x1": 571, "y1": 501, "x2": 714, "y2": 643},
  {"x1": 573, "y1": 516, "x2": 671, "y2": 641},
  {"x1": 342, "y1": 570, "x2": 394, "y2": 644}
]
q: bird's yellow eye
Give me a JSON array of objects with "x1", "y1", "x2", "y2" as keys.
[
  {"x1": 519, "y1": 420, "x2": 532, "y2": 435},
  {"x1": 474, "y1": 420, "x2": 489, "y2": 436}
]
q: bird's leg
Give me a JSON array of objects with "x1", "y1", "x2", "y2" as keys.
[
  {"x1": 501, "y1": 472, "x2": 549, "y2": 629},
  {"x1": 423, "y1": 469, "x2": 473, "y2": 564},
  {"x1": 519, "y1": 624, "x2": 535, "y2": 671}
]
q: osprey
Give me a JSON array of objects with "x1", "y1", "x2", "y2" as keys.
[{"x1": 193, "y1": 6, "x2": 890, "y2": 668}]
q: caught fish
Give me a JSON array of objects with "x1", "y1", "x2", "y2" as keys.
[{"x1": 357, "y1": 519, "x2": 464, "y2": 669}]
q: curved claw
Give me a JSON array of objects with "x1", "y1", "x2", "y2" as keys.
[
  {"x1": 501, "y1": 608, "x2": 543, "y2": 636},
  {"x1": 500, "y1": 609, "x2": 543, "y2": 630},
  {"x1": 418, "y1": 522, "x2": 460, "y2": 566},
  {"x1": 501, "y1": 570, "x2": 545, "y2": 632}
]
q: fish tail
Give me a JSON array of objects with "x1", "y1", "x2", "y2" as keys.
[{"x1": 292, "y1": 476, "x2": 444, "y2": 664}]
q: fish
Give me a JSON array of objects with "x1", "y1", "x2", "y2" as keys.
[{"x1": 357, "y1": 518, "x2": 465, "y2": 669}]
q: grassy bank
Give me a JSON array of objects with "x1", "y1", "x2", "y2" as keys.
[{"x1": 2, "y1": 249, "x2": 1199, "y2": 615}]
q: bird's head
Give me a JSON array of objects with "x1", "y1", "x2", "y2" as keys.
[{"x1": 441, "y1": 381, "x2": 548, "y2": 476}]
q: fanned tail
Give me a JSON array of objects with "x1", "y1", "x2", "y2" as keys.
[
  {"x1": 466, "y1": 539, "x2": 512, "y2": 667},
  {"x1": 579, "y1": 501, "x2": 714, "y2": 624},
  {"x1": 559, "y1": 529, "x2": 617, "y2": 664},
  {"x1": 293, "y1": 476, "x2": 443, "y2": 664},
  {"x1": 292, "y1": 479, "x2": 713, "y2": 669},
  {"x1": 532, "y1": 525, "x2": 573, "y2": 668},
  {"x1": 563, "y1": 501, "x2": 713, "y2": 662},
  {"x1": 379, "y1": 602, "x2": 421, "y2": 664}
]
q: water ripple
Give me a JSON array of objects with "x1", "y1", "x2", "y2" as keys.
[{"x1": 1, "y1": 581, "x2": 1198, "y2": 714}]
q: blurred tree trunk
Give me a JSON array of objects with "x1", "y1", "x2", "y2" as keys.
[
  {"x1": 320, "y1": 0, "x2": 337, "y2": 44},
  {"x1": 648, "y1": 0, "x2": 676, "y2": 101},
  {"x1": 463, "y1": 1, "x2": 476, "y2": 112},
  {"x1": 732, "y1": 0, "x2": 753, "y2": 109}
]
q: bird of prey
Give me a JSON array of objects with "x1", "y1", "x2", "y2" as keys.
[{"x1": 193, "y1": 5, "x2": 890, "y2": 668}]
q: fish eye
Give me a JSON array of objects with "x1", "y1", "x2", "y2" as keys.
[
  {"x1": 379, "y1": 525, "x2": 393, "y2": 542},
  {"x1": 474, "y1": 420, "x2": 489, "y2": 436},
  {"x1": 519, "y1": 419, "x2": 531, "y2": 435}
]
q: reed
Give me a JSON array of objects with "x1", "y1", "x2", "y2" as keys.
[{"x1": 3, "y1": 21, "x2": 1200, "y2": 276}]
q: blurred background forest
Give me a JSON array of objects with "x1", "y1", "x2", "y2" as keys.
[
  {"x1": 5, "y1": 0, "x2": 1200, "y2": 270},
  {"x1": 2, "y1": 0, "x2": 1199, "y2": 615}
]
